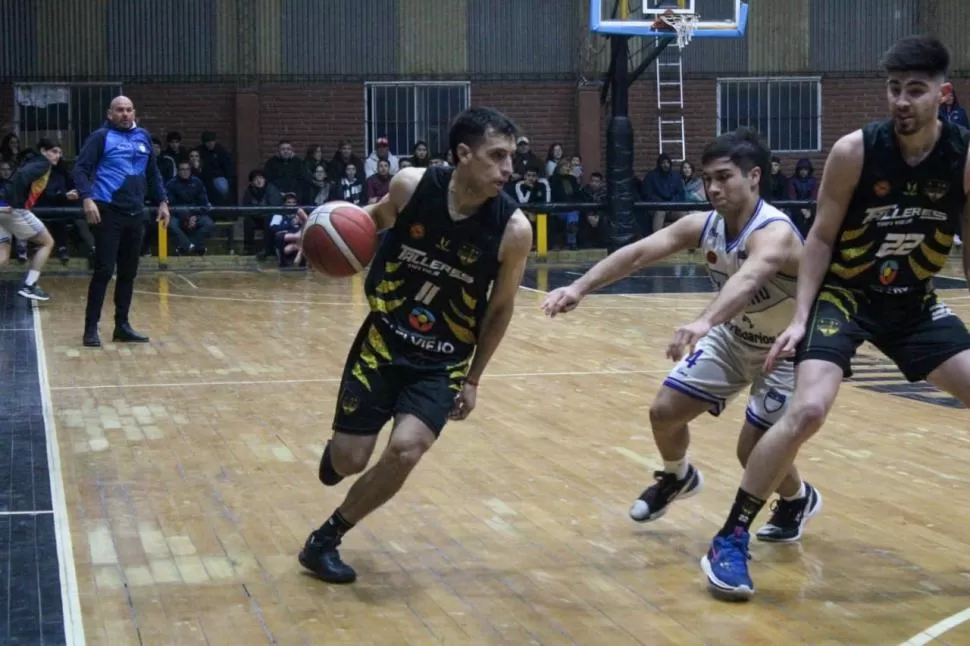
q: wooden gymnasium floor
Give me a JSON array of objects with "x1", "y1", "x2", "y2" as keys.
[{"x1": 5, "y1": 260, "x2": 970, "y2": 645}]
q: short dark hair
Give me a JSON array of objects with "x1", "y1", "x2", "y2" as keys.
[
  {"x1": 701, "y1": 127, "x2": 771, "y2": 194},
  {"x1": 881, "y1": 35, "x2": 950, "y2": 76},
  {"x1": 36, "y1": 137, "x2": 59, "y2": 152},
  {"x1": 449, "y1": 107, "x2": 518, "y2": 162}
]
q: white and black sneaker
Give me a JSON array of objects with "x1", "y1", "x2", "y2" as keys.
[
  {"x1": 18, "y1": 283, "x2": 51, "y2": 301},
  {"x1": 629, "y1": 464, "x2": 704, "y2": 522},
  {"x1": 756, "y1": 482, "x2": 823, "y2": 543}
]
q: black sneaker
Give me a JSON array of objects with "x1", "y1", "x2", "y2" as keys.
[
  {"x1": 18, "y1": 284, "x2": 51, "y2": 301},
  {"x1": 298, "y1": 531, "x2": 357, "y2": 584},
  {"x1": 629, "y1": 464, "x2": 704, "y2": 522},
  {"x1": 756, "y1": 482, "x2": 823, "y2": 543}
]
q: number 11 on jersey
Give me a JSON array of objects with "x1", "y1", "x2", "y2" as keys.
[{"x1": 415, "y1": 281, "x2": 440, "y2": 305}]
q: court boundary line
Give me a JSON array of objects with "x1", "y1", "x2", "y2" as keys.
[
  {"x1": 898, "y1": 607, "x2": 970, "y2": 645},
  {"x1": 0, "y1": 510, "x2": 55, "y2": 516},
  {"x1": 50, "y1": 367, "x2": 669, "y2": 392},
  {"x1": 32, "y1": 303, "x2": 86, "y2": 646}
]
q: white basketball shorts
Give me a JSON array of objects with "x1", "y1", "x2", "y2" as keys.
[
  {"x1": 662, "y1": 323, "x2": 794, "y2": 430},
  {"x1": 0, "y1": 208, "x2": 46, "y2": 244}
]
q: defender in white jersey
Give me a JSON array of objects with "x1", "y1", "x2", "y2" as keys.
[{"x1": 542, "y1": 129, "x2": 822, "y2": 543}]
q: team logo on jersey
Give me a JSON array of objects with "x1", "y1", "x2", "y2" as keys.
[
  {"x1": 923, "y1": 180, "x2": 950, "y2": 202},
  {"x1": 879, "y1": 260, "x2": 899, "y2": 285},
  {"x1": 763, "y1": 389, "x2": 786, "y2": 413},
  {"x1": 340, "y1": 389, "x2": 360, "y2": 415},
  {"x1": 436, "y1": 237, "x2": 451, "y2": 252},
  {"x1": 816, "y1": 317, "x2": 841, "y2": 336},
  {"x1": 457, "y1": 243, "x2": 481, "y2": 265},
  {"x1": 408, "y1": 306, "x2": 436, "y2": 333},
  {"x1": 904, "y1": 181, "x2": 919, "y2": 197},
  {"x1": 409, "y1": 223, "x2": 425, "y2": 240},
  {"x1": 873, "y1": 180, "x2": 891, "y2": 198},
  {"x1": 706, "y1": 251, "x2": 717, "y2": 264}
]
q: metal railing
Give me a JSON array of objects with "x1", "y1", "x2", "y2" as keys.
[{"x1": 28, "y1": 200, "x2": 817, "y2": 262}]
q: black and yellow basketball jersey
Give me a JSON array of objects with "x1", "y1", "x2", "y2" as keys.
[
  {"x1": 364, "y1": 166, "x2": 517, "y2": 363},
  {"x1": 828, "y1": 119, "x2": 969, "y2": 293}
]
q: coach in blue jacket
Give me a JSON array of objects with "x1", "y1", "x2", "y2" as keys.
[{"x1": 74, "y1": 96, "x2": 170, "y2": 347}]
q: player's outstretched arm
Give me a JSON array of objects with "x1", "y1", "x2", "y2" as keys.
[
  {"x1": 465, "y1": 211, "x2": 533, "y2": 385},
  {"x1": 791, "y1": 130, "x2": 863, "y2": 323},
  {"x1": 695, "y1": 221, "x2": 800, "y2": 329},
  {"x1": 960, "y1": 148, "x2": 970, "y2": 288}
]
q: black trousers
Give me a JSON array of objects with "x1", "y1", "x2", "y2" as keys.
[{"x1": 84, "y1": 203, "x2": 145, "y2": 328}]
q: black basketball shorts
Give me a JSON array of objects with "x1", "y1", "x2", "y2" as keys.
[
  {"x1": 331, "y1": 315, "x2": 467, "y2": 436},
  {"x1": 796, "y1": 285, "x2": 970, "y2": 382}
]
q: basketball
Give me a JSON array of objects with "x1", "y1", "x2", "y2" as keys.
[{"x1": 301, "y1": 202, "x2": 378, "y2": 277}]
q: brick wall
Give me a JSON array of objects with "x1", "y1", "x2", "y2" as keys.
[{"x1": 0, "y1": 77, "x2": 964, "y2": 178}]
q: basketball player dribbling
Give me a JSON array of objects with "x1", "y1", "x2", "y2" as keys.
[
  {"x1": 287, "y1": 108, "x2": 533, "y2": 584},
  {"x1": 702, "y1": 35, "x2": 970, "y2": 601},
  {"x1": 542, "y1": 128, "x2": 822, "y2": 541}
]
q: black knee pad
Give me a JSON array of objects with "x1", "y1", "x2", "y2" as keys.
[{"x1": 318, "y1": 442, "x2": 344, "y2": 486}]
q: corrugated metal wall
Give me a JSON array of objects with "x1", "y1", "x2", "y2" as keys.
[{"x1": 0, "y1": 0, "x2": 968, "y2": 81}]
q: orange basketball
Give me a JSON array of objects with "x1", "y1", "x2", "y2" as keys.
[{"x1": 301, "y1": 202, "x2": 378, "y2": 277}]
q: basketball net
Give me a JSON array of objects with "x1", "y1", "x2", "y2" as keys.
[{"x1": 651, "y1": 10, "x2": 700, "y2": 49}]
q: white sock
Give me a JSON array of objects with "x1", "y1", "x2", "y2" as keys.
[
  {"x1": 663, "y1": 458, "x2": 689, "y2": 480},
  {"x1": 25, "y1": 269, "x2": 40, "y2": 286},
  {"x1": 782, "y1": 480, "x2": 806, "y2": 501}
]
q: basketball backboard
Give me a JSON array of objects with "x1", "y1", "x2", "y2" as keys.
[{"x1": 590, "y1": 0, "x2": 748, "y2": 40}]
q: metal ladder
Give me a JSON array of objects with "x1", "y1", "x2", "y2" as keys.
[{"x1": 655, "y1": 43, "x2": 686, "y2": 161}]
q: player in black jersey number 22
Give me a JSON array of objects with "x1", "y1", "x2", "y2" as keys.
[
  {"x1": 701, "y1": 35, "x2": 970, "y2": 601},
  {"x1": 285, "y1": 108, "x2": 533, "y2": 584}
]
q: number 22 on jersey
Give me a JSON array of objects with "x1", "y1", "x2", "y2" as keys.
[{"x1": 875, "y1": 232, "x2": 925, "y2": 258}]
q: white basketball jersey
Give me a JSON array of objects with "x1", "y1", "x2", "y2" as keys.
[{"x1": 698, "y1": 200, "x2": 802, "y2": 348}]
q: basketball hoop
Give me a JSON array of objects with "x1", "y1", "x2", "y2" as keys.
[{"x1": 651, "y1": 9, "x2": 701, "y2": 49}]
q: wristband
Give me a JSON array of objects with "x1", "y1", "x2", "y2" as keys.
[{"x1": 465, "y1": 376, "x2": 479, "y2": 387}]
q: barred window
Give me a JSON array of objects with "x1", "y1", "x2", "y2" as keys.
[
  {"x1": 14, "y1": 84, "x2": 123, "y2": 160},
  {"x1": 716, "y1": 77, "x2": 821, "y2": 153},
  {"x1": 364, "y1": 82, "x2": 470, "y2": 160}
]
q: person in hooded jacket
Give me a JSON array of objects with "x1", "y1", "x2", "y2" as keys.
[
  {"x1": 940, "y1": 84, "x2": 970, "y2": 128},
  {"x1": 641, "y1": 153, "x2": 686, "y2": 237},
  {"x1": 787, "y1": 158, "x2": 819, "y2": 235}
]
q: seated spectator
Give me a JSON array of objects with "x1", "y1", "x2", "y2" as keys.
[
  {"x1": 409, "y1": 141, "x2": 430, "y2": 168},
  {"x1": 264, "y1": 140, "x2": 308, "y2": 196},
  {"x1": 365, "y1": 137, "x2": 400, "y2": 177},
  {"x1": 0, "y1": 133, "x2": 21, "y2": 166},
  {"x1": 642, "y1": 153, "x2": 685, "y2": 236},
  {"x1": 548, "y1": 161, "x2": 581, "y2": 250},
  {"x1": 365, "y1": 159, "x2": 392, "y2": 204},
  {"x1": 241, "y1": 169, "x2": 282, "y2": 258},
  {"x1": 399, "y1": 158, "x2": 414, "y2": 170},
  {"x1": 545, "y1": 143, "x2": 564, "y2": 177},
  {"x1": 304, "y1": 145, "x2": 327, "y2": 178},
  {"x1": 768, "y1": 156, "x2": 789, "y2": 204},
  {"x1": 153, "y1": 138, "x2": 175, "y2": 182},
  {"x1": 340, "y1": 164, "x2": 364, "y2": 205},
  {"x1": 272, "y1": 193, "x2": 307, "y2": 268},
  {"x1": 166, "y1": 161, "x2": 214, "y2": 255},
  {"x1": 196, "y1": 131, "x2": 234, "y2": 205},
  {"x1": 306, "y1": 164, "x2": 337, "y2": 206},
  {"x1": 680, "y1": 161, "x2": 706, "y2": 202},
  {"x1": 579, "y1": 172, "x2": 608, "y2": 248},
  {"x1": 327, "y1": 140, "x2": 365, "y2": 181}
]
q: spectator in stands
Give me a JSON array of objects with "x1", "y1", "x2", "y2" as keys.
[
  {"x1": 0, "y1": 134, "x2": 21, "y2": 165},
  {"x1": 327, "y1": 140, "x2": 364, "y2": 181},
  {"x1": 153, "y1": 138, "x2": 176, "y2": 182},
  {"x1": 545, "y1": 143, "x2": 564, "y2": 177},
  {"x1": 162, "y1": 131, "x2": 187, "y2": 165},
  {"x1": 364, "y1": 137, "x2": 400, "y2": 177},
  {"x1": 642, "y1": 153, "x2": 685, "y2": 235},
  {"x1": 511, "y1": 168, "x2": 549, "y2": 205},
  {"x1": 365, "y1": 159, "x2": 392, "y2": 204},
  {"x1": 304, "y1": 145, "x2": 327, "y2": 178},
  {"x1": 166, "y1": 161, "x2": 213, "y2": 255},
  {"x1": 307, "y1": 164, "x2": 337, "y2": 206},
  {"x1": 571, "y1": 155, "x2": 584, "y2": 182},
  {"x1": 788, "y1": 157, "x2": 818, "y2": 233},
  {"x1": 409, "y1": 141, "x2": 430, "y2": 167},
  {"x1": 399, "y1": 158, "x2": 414, "y2": 170},
  {"x1": 36, "y1": 157, "x2": 86, "y2": 264},
  {"x1": 196, "y1": 131, "x2": 234, "y2": 205},
  {"x1": 680, "y1": 161, "x2": 706, "y2": 202},
  {"x1": 768, "y1": 156, "x2": 789, "y2": 203},
  {"x1": 579, "y1": 171, "x2": 608, "y2": 248},
  {"x1": 187, "y1": 149, "x2": 203, "y2": 177},
  {"x1": 241, "y1": 169, "x2": 281, "y2": 258},
  {"x1": 340, "y1": 164, "x2": 364, "y2": 205},
  {"x1": 549, "y1": 160, "x2": 581, "y2": 250},
  {"x1": 511, "y1": 136, "x2": 541, "y2": 183},
  {"x1": 940, "y1": 85, "x2": 969, "y2": 128},
  {"x1": 264, "y1": 140, "x2": 308, "y2": 196},
  {"x1": 273, "y1": 194, "x2": 306, "y2": 268}
]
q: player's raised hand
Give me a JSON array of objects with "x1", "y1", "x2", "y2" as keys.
[
  {"x1": 667, "y1": 319, "x2": 712, "y2": 362},
  {"x1": 764, "y1": 319, "x2": 806, "y2": 373},
  {"x1": 541, "y1": 285, "x2": 583, "y2": 318}
]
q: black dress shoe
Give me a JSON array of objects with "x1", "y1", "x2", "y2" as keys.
[
  {"x1": 82, "y1": 329, "x2": 101, "y2": 347},
  {"x1": 113, "y1": 323, "x2": 149, "y2": 343}
]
